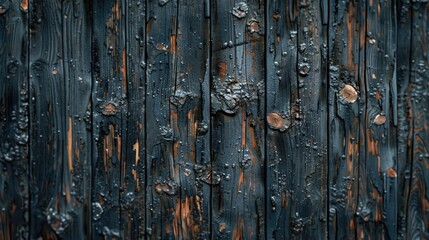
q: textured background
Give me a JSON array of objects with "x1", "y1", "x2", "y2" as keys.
[{"x1": 0, "y1": 0, "x2": 428, "y2": 239}]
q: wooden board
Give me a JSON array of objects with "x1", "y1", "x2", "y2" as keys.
[
  {"x1": 0, "y1": 0, "x2": 29, "y2": 238},
  {"x1": 0, "y1": 1, "x2": 428, "y2": 239},
  {"x1": 211, "y1": 0, "x2": 265, "y2": 239},
  {"x1": 266, "y1": 0, "x2": 328, "y2": 238},
  {"x1": 357, "y1": 0, "x2": 398, "y2": 238},
  {"x1": 327, "y1": 0, "x2": 363, "y2": 238},
  {"x1": 406, "y1": 1, "x2": 429, "y2": 238},
  {"x1": 121, "y1": 0, "x2": 146, "y2": 239},
  {"x1": 91, "y1": 0, "x2": 125, "y2": 238},
  {"x1": 145, "y1": 0, "x2": 211, "y2": 238}
]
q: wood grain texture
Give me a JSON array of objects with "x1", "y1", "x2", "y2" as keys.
[
  {"x1": 0, "y1": 0, "x2": 29, "y2": 238},
  {"x1": 357, "y1": 0, "x2": 398, "y2": 239},
  {"x1": 145, "y1": 0, "x2": 179, "y2": 238},
  {"x1": 211, "y1": 0, "x2": 265, "y2": 239},
  {"x1": 266, "y1": 1, "x2": 299, "y2": 238},
  {"x1": 62, "y1": 0, "x2": 92, "y2": 238},
  {"x1": 406, "y1": 1, "x2": 429, "y2": 239},
  {"x1": 91, "y1": 0, "x2": 125, "y2": 238},
  {"x1": 1, "y1": 1, "x2": 429, "y2": 239},
  {"x1": 327, "y1": 0, "x2": 362, "y2": 239},
  {"x1": 295, "y1": 0, "x2": 328, "y2": 238},
  {"x1": 145, "y1": 0, "x2": 211, "y2": 238},
  {"x1": 29, "y1": 0, "x2": 92, "y2": 238},
  {"x1": 29, "y1": 0, "x2": 71, "y2": 238},
  {"x1": 121, "y1": 0, "x2": 146, "y2": 239},
  {"x1": 397, "y1": 0, "x2": 413, "y2": 239}
]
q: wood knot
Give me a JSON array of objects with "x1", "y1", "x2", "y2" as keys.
[
  {"x1": 373, "y1": 114, "x2": 386, "y2": 125},
  {"x1": 340, "y1": 84, "x2": 358, "y2": 103},
  {"x1": 386, "y1": 167, "x2": 397, "y2": 177},
  {"x1": 102, "y1": 102, "x2": 118, "y2": 116},
  {"x1": 267, "y1": 112, "x2": 290, "y2": 132}
]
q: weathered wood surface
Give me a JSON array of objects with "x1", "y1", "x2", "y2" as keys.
[
  {"x1": 1, "y1": 0, "x2": 428, "y2": 239},
  {"x1": 0, "y1": 0, "x2": 29, "y2": 239}
]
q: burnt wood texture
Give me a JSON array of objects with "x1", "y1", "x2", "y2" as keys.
[{"x1": 0, "y1": 0, "x2": 428, "y2": 239}]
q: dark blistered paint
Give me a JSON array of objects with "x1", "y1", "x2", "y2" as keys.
[
  {"x1": 0, "y1": 0, "x2": 29, "y2": 239},
  {"x1": 1, "y1": 0, "x2": 429, "y2": 239}
]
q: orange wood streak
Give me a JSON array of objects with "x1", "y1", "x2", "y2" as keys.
[
  {"x1": 104, "y1": 124, "x2": 115, "y2": 170},
  {"x1": 170, "y1": 35, "x2": 177, "y2": 54},
  {"x1": 238, "y1": 170, "x2": 244, "y2": 192},
  {"x1": 172, "y1": 196, "x2": 200, "y2": 239},
  {"x1": 232, "y1": 218, "x2": 244, "y2": 240},
  {"x1": 133, "y1": 140, "x2": 140, "y2": 191},
  {"x1": 346, "y1": 2, "x2": 355, "y2": 68},
  {"x1": 188, "y1": 109, "x2": 197, "y2": 161},
  {"x1": 366, "y1": 129, "x2": 379, "y2": 155},
  {"x1": 117, "y1": 134, "x2": 121, "y2": 162},
  {"x1": 281, "y1": 191, "x2": 288, "y2": 208},
  {"x1": 121, "y1": 48, "x2": 127, "y2": 91},
  {"x1": 67, "y1": 117, "x2": 73, "y2": 171}
]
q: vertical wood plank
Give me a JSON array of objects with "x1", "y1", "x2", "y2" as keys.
[
  {"x1": 62, "y1": 0, "x2": 93, "y2": 238},
  {"x1": 0, "y1": 0, "x2": 29, "y2": 238},
  {"x1": 145, "y1": 0, "x2": 211, "y2": 239},
  {"x1": 211, "y1": 0, "x2": 265, "y2": 239},
  {"x1": 29, "y1": 0, "x2": 92, "y2": 238},
  {"x1": 91, "y1": 0, "x2": 125, "y2": 238},
  {"x1": 396, "y1": 0, "x2": 413, "y2": 238},
  {"x1": 406, "y1": 1, "x2": 429, "y2": 238},
  {"x1": 327, "y1": 0, "x2": 362, "y2": 239},
  {"x1": 295, "y1": 0, "x2": 328, "y2": 238},
  {"x1": 170, "y1": 0, "x2": 211, "y2": 239},
  {"x1": 29, "y1": 0, "x2": 69, "y2": 238},
  {"x1": 358, "y1": 0, "x2": 398, "y2": 238},
  {"x1": 266, "y1": 1, "x2": 298, "y2": 238},
  {"x1": 266, "y1": 0, "x2": 328, "y2": 238},
  {"x1": 121, "y1": 0, "x2": 146, "y2": 239},
  {"x1": 145, "y1": 0, "x2": 178, "y2": 238}
]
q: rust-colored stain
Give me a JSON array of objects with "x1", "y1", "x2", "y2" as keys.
[
  {"x1": 121, "y1": 48, "x2": 127, "y2": 91},
  {"x1": 133, "y1": 140, "x2": 140, "y2": 191},
  {"x1": 170, "y1": 35, "x2": 177, "y2": 54},
  {"x1": 218, "y1": 61, "x2": 227, "y2": 80},
  {"x1": 281, "y1": 191, "x2": 288, "y2": 208},
  {"x1": 238, "y1": 170, "x2": 244, "y2": 192},
  {"x1": 366, "y1": 129, "x2": 379, "y2": 155},
  {"x1": 232, "y1": 218, "x2": 244, "y2": 240},
  {"x1": 103, "y1": 124, "x2": 115, "y2": 170},
  {"x1": 172, "y1": 197, "x2": 200, "y2": 239},
  {"x1": 67, "y1": 117, "x2": 73, "y2": 171}
]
